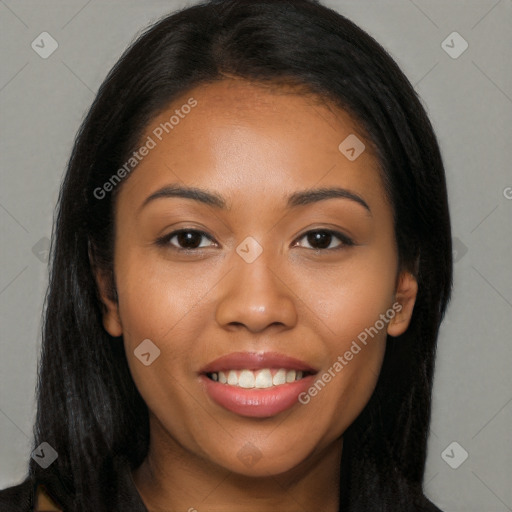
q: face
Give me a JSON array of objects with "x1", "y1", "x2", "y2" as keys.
[{"x1": 95, "y1": 79, "x2": 417, "y2": 477}]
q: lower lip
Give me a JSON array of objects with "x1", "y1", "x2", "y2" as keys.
[{"x1": 199, "y1": 374, "x2": 316, "y2": 418}]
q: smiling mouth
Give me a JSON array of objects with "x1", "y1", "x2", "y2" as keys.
[{"x1": 205, "y1": 368, "x2": 314, "y2": 389}]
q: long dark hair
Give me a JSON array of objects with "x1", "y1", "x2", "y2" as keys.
[{"x1": 28, "y1": 0, "x2": 452, "y2": 510}]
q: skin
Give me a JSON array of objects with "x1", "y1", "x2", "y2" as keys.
[{"x1": 94, "y1": 79, "x2": 418, "y2": 512}]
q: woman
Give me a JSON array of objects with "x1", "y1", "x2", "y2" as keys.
[{"x1": 0, "y1": 0, "x2": 451, "y2": 510}]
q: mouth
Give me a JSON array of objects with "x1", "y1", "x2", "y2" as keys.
[{"x1": 199, "y1": 352, "x2": 319, "y2": 418}]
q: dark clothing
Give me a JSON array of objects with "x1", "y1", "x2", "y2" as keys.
[
  {"x1": 0, "y1": 456, "x2": 147, "y2": 511},
  {"x1": 0, "y1": 456, "x2": 444, "y2": 511}
]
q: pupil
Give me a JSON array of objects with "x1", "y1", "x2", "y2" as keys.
[
  {"x1": 309, "y1": 231, "x2": 330, "y2": 249},
  {"x1": 178, "y1": 231, "x2": 201, "y2": 248}
]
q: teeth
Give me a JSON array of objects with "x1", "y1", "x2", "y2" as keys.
[
  {"x1": 227, "y1": 371, "x2": 238, "y2": 386},
  {"x1": 210, "y1": 368, "x2": 307, "y2": 388},
  {"x1": 273, "y1": 369, "x2": 286, "y2": 385},
  {"x1": 254, "y1": 369, "x2": 273, "y2": 388},
  {"x1": 238, "y1": 370, "x2": 255, "y2": 388},
  {"x1": 286, "y1": 370, "x2": 296, "y2": 383}
]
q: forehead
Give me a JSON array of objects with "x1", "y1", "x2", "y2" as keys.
[
  {"x1": 190, "y1": 78, "x2": 334, "y2": 114},
  {"x1": 166, "y1": 78, "x2": 366, "y2": 137},
  {"x1": 118, "y1": 79, "x2": 386, "y2": 213}
]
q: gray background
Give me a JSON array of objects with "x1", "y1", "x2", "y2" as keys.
[{"x1": 1, "y1": 0, "x2": 511, "y2": 510}]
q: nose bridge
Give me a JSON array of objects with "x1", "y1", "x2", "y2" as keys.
[{"x1": 215, "y1": 239, "x2": 298, "y2": 332}]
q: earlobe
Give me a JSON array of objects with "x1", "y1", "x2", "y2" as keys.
[
  {"x1": 89, "y1": 244, "x2": 123, "y2": 338},
  {"x1": 387, "y1": 271, "x2": 418, "y2": 337}
]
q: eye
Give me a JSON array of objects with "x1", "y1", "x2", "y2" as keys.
[
  {"x1": 293, "y1": 229, "x2": 354, "y2": 251},
  {"x1": 156, "y1": 229, "x2": 216, "y2": 251}
]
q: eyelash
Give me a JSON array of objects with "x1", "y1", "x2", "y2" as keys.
[{"x1": 155, "y1": 228, "x2": 355, "y2": 253}]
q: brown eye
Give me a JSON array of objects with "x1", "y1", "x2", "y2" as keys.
[
  {"x1": 295, "y1": 230, "x2": 354, "y2": 251},
  {"x1": 156, "y1": 229, "x2": 215, "y2": 250}
]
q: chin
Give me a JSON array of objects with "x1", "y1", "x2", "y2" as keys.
[{"x1": 206, "y1": 440, "x2": 320, "y2": 478}]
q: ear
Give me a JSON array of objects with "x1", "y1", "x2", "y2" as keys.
[
  {"x1": 387, "y1": 270, "x2": 418, "y2": 337},
  {"x1": 88, "y1": 243, "x2": 123, "y2": 338}
]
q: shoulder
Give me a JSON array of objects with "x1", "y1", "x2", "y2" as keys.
[
  {"x1": 0, "y1": 477, "x2": 33, "y2": 512},
  {"x1": 421, "y1": 496, "x2": 444, "y2": 512},
  {"x1": 1, "y1": 456, "x2": 147, "y2": 512},
  {"x1": 0, "y1": 476, "x2": 66, "y2": 511}
]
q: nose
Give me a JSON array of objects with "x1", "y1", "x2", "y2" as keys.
[{"x1": 215, "y1": 251, "x2": 298, "y2": 333}]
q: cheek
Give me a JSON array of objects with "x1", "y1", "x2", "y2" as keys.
[
  {"x1": 296, "y1": 248, "x2": 395, "y2": 430},
  {"x1": 114, "y1": 254, "x2": 216, "y2": 406},
  {"x1": 299, "y1": 282, "x2": 388, "y2": 441},
  {"x1": 305, "y1": 252, "x2": 397, "y2": 341},
  {"x1": 318, "y1": 340, "x2": 386, "y2": 441},
  {"x1": 115, "y1": 250, "x2": 218, "y2": 345}
]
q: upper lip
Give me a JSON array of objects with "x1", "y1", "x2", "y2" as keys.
[{"x1": 199, "y1": 351, "x2": 319, "y2": 374}]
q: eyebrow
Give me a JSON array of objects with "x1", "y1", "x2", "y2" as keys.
[{"x1": 139, "y1": 184, "x2": 371, "y2": 215}]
